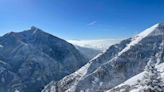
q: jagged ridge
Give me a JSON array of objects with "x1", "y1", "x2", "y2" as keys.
[{"x1": 42, "y1": 23, "x2": 164, "y2": 92}]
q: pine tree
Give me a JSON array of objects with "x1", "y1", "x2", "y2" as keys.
[{"x1": 138, "y1": 57, "x2": 164, "y2": 92}]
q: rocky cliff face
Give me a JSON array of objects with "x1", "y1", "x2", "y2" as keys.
[
  {"x1": 42, "y1": 23, "x2": 164, "y2": 92},
  {"x1": 0, "y1": 27, "x2": 88, "y2": 92}
]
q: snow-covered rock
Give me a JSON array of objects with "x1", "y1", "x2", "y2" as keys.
[
  {"x1": 42, "y1": 23, "x2": 164, "y2": 92},
  {"x1": 0, "y1": 27, "x2": 88, "y2": 92}
]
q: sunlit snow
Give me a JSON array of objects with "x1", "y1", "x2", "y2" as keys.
[{"x1": 118, "y1": 23, "x2": 159, "y2": 56}]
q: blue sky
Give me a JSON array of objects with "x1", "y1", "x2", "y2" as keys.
[{"x1": 0, "y1": 0, "x2": 164, "y2": 40}]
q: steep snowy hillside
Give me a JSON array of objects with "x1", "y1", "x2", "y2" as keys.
[
  {"x1": 67, "y1": 39, "x2": 121, "y2": 51},
  {"x1": 107, "y1": 63, "x2": 164, "y2": 92},
  {"x1": 42, "y1": 23, "x2": 164, "y2": 92},
  {"x1": 0, "y1": 27, "x2": 88, "y2": 92}
]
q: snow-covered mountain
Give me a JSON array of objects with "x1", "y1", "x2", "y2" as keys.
[
  {"x1": 0, "y1": 27, "x2": 88, "y2": 92},
  {"x1": 42, "y1": 23, "x2": 164, "y2": 92}
]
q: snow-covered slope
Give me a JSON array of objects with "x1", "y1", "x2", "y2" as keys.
[
  {"x1": 42, "y1": 23, "x2": 164, "y2": 92},
  {"x1": 107, "y1": 63, "x2": 164, "y2": 92},
  {"x1": 118, "y1": 24, "x2": 159, "y2": 56},
  {"x1": 0, "y1": 27, "x2": 88, "y2": 92}
]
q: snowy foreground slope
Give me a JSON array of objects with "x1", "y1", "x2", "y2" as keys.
[
  {"x1": 0, "y1": 27, "x2": 88, "y2": 92},
  {"x1": 42, "y1": 23, "x2": 164, "y2": 92},
  {"x1": 106, "y1": 63, "x2": 164, "y2": 92}
]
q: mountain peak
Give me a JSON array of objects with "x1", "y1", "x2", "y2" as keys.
[
  {"x1": 28, "y1": 26, "x2": 41, "y2": 34},
  {"x1": 118, "y1": 23, "x2": 162, "y2": 56},
  {"x1": 30, "y1": 26, "x2": 38, "y2": 30},
  {"x1": 137, "y1": 23, "x2": 159, "y2": 37},
  {"x1": 19, "y1": 26, "x2": 47, "y2": 36}
]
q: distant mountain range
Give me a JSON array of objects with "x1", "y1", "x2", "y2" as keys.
[
  {"x1": 0, "y1": 27, "x2": 88, "y2": 92},
  {"x1": 42, "y1": 23, "x2": 164, "y2": 92}
]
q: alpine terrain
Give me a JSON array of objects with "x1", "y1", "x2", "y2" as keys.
[
  {"x1": 0, "y1": 27, "x2": 88, "y2": 92},
  {"x1": 42, "y1": 23, "x2": 164, "y2": 92}
]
